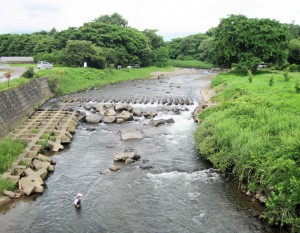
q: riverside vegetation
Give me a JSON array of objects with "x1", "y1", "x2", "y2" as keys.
[{"x1": 195, "y1": 71, "x2": 300, "y2": 232}]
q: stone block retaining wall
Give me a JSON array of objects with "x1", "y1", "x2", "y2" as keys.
[{"x1": 0, "y1": 78, "x2": 53, "y2": 138}]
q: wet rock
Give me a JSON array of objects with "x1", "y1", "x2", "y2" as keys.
[
  {"x1": 85, "y1": 114, "x2": 102, "y2": 124},
  {"x1": 84, "y1": 103, "x2": 93, "y2": 110},
  {"x1": 149, "y1": 118, "x2": 175, "y2": 127},
  {"x1": 139, "y1": 164, "x2": 153, "y2": 170},
  {"x1": 117, "y1": 111, "x2": 133, "y2": 121},
  {"x1": 161, "y1": 118, "x2": 175, "y2": 124},
  {"x1": 133, "y1": 109, "x2": 143, "y2": 117},
  {"x1": 149, "y1": 119, "x2": 162, "y2": 127},
  {"x1": 95, "y1": 103, "x2": 105, "y2": 112},
  {"x1": 114, "y1": 152, "x2": 140, "y2": 162},
  {"x1": 109, "y1": 164, "x2": 120, "y2": 172},
  {"x1": 106, "y1": 108, "x2": 117, "y2": 116},
  {"x1": 172, "y1": 107, "x2": 180, "y2": 113},
  {"x1": 86, "y1": 126, "x2": 97, "y2": 131},
  {"x1": 103, "y1": 116, "x2": 116, "y2": 124},
  {"x1": 115, "y1": 103, "x2": 124, "y2": 111},
  {"x1": 76, "y1": 111, "x2": 86, "y2": 122},
  {"x1": 120, "y1": 129, "x2": 144, "y2": 140},
  {"x1": 116, "y1": 118, "x2": 125, "y2": 124},
  {"x1": 125, "y1": 158, "x2": 135, "y2": 164},
  {"x1": 144, "y1": 111, "x2": 157, "y2": 119}
]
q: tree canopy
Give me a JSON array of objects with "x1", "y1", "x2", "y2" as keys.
[{"x1": 210, "y1": 15, "x2": 289, "y2": 71}]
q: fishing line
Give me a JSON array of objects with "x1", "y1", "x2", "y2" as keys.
[{"x1": 81, "y1": 168, "x2": 110, "y2": 203}]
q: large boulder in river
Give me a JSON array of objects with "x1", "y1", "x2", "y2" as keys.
[
  {"x1": 144, "y1": 111, "x2": 157, "y2": 119},
  {"x1": 133, "y1": 108, "x2": 143, "y2": 117},
  {"x1": 115, "y1": 103, "x2": 125, "y2": 112},
  {"x1": 114, "y1": 152, "x2": 141, "y2": 162},
  {"x1": 117, "y1": 111, "x2": 133, "y2": 121},
  {"x1": 106, "y1": 108, "x2": 117, "y2": 116},
  {"x1": 120, "y1": 129, "x2": 144, "y2": 140},
  {"x1": 149, "y1": 118, "x2": 175, "y2": 127},
  {"x1": 85, "y1": 114, "x2": 102, "y2": 124},
  {"x1": 103, "y1": 116, "x2": 116, "y2": 123}
]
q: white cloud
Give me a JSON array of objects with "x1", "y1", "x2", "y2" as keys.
[{"x1": 0, "y1": 0, "x2": 299, "y2": 39}]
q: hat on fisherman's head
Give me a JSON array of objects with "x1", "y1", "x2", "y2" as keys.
[{"x1": 77, "y1": 193, "x2": 83, "y2": 197}]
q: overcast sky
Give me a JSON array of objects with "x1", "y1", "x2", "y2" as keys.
[{"x1": 1, "y1": 0, "x2": 300, "y2": 40}]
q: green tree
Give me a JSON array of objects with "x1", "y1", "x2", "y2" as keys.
[
  {"x1": 142, "y1": 29, "x2": 164, "y2": 50},
  {"x1": 64, "y1": 40, "x2": 105, "y2": 68},
  {"x1": 34, "y1": 36, "x2": 59, "y2": 54},
  {"x1": 93, "y1": 13, "x2": 128, "y2": 27},
  {"x1": 166, "y1": 38, "x2": 182, "y2": 59},
  {"x1": 154, "y1": 47, "x2": 169, "y2": 67},
  {"x1": 211, "y1": 15, "x2": 288, "y2": 71},
  {"x1": 288, "y1": 39, "x2": 300, "y2": 64}
]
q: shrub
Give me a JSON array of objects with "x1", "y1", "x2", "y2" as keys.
[
  {"x1": 289, "y1": 64, "x2": 299, "y2": 72},
  {"x1": 22, "y1": 67, "x2": 35, "y2": 78}
]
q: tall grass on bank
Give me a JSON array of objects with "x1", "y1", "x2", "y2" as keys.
[
  {"x1": 0, "y1": 137, "x2": 26, "y2": 195},
  {"x1": 0, "y1": 137, "x2": 26, "y2": 174},
  {"x1": 0, "y1": 78, "x2": 30, "y2": 92},
  {"x1": 36, "y1": 66, "x2": 174, "y2": 95},
  {"x1": 168, "y1": 59, "x2": 214, "y2": 69},
  {"x1": 195, "y1": 71, "x2": 300, "y2": 231}
]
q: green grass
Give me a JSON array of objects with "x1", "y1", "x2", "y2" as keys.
[
  {"x1": 0, "y1": 137, "x2": 26, "y2": 195},
  {"x1": 0, "y1": 177, "x2": 16, "y2": 195},
  {"x1": 0, "y1": 137, "x2": 26, "y2": 174},
  {"x1": 0, "y1": 77, "x2": 30, "y2": 91},
  {"x1": 195, "y1": 71, "x2": 300, "y2": 231},
  {"x1": 168, "y1": 59, "x2": 214, "y2": 69},
  {"x1": 36, "y1": 66, "x2": 174, "y2": 95}
]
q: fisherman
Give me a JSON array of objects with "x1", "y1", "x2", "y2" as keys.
[{"x1": 74, "y1": 193, "x2": 83, "y2": 208}]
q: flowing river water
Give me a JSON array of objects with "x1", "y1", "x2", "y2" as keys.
[{"x1": 0, "y1": 71, "x2": 279, "y2": 233}]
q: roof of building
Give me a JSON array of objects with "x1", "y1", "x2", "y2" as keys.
[{"x1": 0, "y1": 57, "x2": 34, "y2": 63}]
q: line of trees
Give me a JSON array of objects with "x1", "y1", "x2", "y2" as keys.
[{"x1": 0, "y1": 13, "x2": 299, "y2": 71}]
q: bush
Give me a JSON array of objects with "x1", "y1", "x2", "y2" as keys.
[
  {"x1": 289, "y1": 64, "x2": 300, "y2": 72},
  {"x1": 22, "y1": 67, "x2": 35, "y2": 78}
]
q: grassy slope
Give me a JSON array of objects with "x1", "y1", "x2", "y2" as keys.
[
  {"x1": 195, "y1": 71, "x2": 300, "y2": 231},
  {"x1": 36, "y1": 66, "x2": 174, "y2": 95},
  {"x1": 168, "y1": 59, "x2": 214, "y2": 69}
]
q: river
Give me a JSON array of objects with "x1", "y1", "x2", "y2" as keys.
[{"x1": 0, "y1": 71, "x2": 279, "y2": 233}]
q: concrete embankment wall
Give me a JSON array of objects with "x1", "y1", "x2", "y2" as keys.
[{"x1": 0, "y1": 78, "x2": 53, "y2": 138}]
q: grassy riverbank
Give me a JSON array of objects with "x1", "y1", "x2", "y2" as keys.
[
  {"x1": 168, "y1": 59, "x2": 214, "y2": 69},
  {"x1": 195, "y1": 71, "x2": 300, "y2": 231},
  {"x1": 36, "y1": 66, "x2": 174, "y2": 95},
  {"x1": 0, "y1": 137, "x2": 27, "y2": 195}
]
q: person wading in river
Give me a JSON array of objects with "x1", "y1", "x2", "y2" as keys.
[{"x1": 74, "y1": 193, "x2": 83, "y2": 209}]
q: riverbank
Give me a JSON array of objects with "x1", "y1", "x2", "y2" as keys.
[{"x1": 194, "y1": 70, "x2": 300, "y2": 232}]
